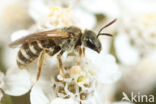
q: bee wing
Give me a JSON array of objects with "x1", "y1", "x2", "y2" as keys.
[{"x1": 9, "y1": 29, "x2": 71, "y2": 48}]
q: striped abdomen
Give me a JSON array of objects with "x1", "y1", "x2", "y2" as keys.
[{"x1": 17, "y1": 39, "x2": 55, "y2": 69}]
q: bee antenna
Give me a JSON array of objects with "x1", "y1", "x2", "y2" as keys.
[{"x1": 97, "y1": 18, "x2": 117, "y2": 38}]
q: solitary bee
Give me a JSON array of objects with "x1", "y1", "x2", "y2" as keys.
[{"x1": 9, "y1": 19, "x2": 117, "y2": 81}]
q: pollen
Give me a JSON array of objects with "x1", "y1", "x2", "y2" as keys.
[
  {"x1": 77, "y1": 74, "x2": 86, "y2": 83},
  {"x1": 49, "y1": 7, "x2": 60, "y2": 17},
  {"x1": 146, "y1": 13, "x2": 156, "y2": 20},
  {"x1": 144, "y1": 13, "x2": 156, "y2": 27},
  {"x1": 47, "y1": 6, "x2": 73, "y2": 26},
  {"x1": 48, "y1": 7, "x2": 71, "y2": 17},
  {"x1": 53, "y1": 65, "x2": 94, "y2": 101},
  {"x1": 71, "y1": 65, "x2": 81, "y2": 75}
]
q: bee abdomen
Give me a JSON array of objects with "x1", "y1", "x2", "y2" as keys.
[
  {"x1": 17, "y1": 39, "x2": 56, "y2": 68},
  {"x1": 17, "y1": 41, "x2": 42, "y2": 68}
]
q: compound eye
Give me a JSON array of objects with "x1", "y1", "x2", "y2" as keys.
[{"x1": 86, "y1": 38, "x2": 96, "y2": 49}]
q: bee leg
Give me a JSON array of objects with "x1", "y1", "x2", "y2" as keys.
[
  {"x1": 36, "y1": 49, "x2": 47, "y2": 81},
  {"x1": 57, "y1": 51, "x2": 65, "y2": 82},
  {"x1": 77, "y1": 46, "x2": 82, "y2": 65},
  {"x1": 82, "y1": 47, "x2": 86, "y2": 57}
]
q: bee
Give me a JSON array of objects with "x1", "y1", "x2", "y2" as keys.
[{"x1": 9, "y1": 19, "x2": 117, "y2": 81}]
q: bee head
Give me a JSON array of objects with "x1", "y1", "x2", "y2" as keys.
[
  {"x1": 81, "y1": 18, "x2": 117, "y2": 53},
  {"x1": 82, "y1": 30, "x2": 102, "y2": 53}
]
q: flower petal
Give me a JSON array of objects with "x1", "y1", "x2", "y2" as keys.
[
  {"x1": 118, "y1": 0, "x2": 156, "y2": 14},
  {"x1": 113, "y1": 101, "x2": 133, "y2": 104},
  {"x1": 0, "y1": 71, "x2": 4, "y2": 88},
  {"x1": 3, "y1": 47, "x2": 18, "y2": 67},
  {"x1": 115, "y1": 33, "x2": 140, "y2": 65},
  {"x1": 30, "y1": 80, "x2": 55, "y2": 104},
  {"x1": 85, "y1": 49, "x2": 122, "y2": 84},
  {"x1": 2, "y1": 67, "x2": 32, "y2": 96},
  {"x1": 81, "y1": 0, "x2": 120, "y2": 17},
  {"x1": 11, "y1": 29, "x2": 29, "y2": 41},
  {"x1": 0, "y1": 90, "x2": 3, "y2": 101},
  {"x1": 28, "y1": 0, "x2": 50, "y2": 22},
  {"x1": 73, "y1": 8, "x2": 96, "y2": 29},
  {"x1": 51, "y1": 98, "x2": 79, "y2": 104}
]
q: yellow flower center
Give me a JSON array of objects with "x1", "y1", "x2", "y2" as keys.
[
  {"x1": 48, "y1": 7, "x2": 71, "y2": 17},
  {"x1": 143, "y1": 13, "x2": 156, "y2": 27},
  {"x1": 77, "y1": 74, "x2": 87, "y2": 83}
]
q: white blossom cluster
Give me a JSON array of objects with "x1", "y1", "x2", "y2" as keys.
[
  {"x1": 114, "y1": 0, "x2": 156, "y2": 93},
  {"x1": 1, "y1": 0, "x2": 156, "y2": 103},
  {"x1": 29, "y1": 49, "x2": 121, "y2": 104},
  {"x1": 0, "y1": 0, "x2": 123, "y2": 104},
  {"x1": 52, "y1": 65, "x2": 95, "y2": 102},
  {"x1": 115, "y1": 0, "x2": 156, "y2": 65}
]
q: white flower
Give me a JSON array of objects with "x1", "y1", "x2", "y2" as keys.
[
  {"x1": 51, "y1": 98, "x2": 79, "y2": 104},
  {"x1": 113, "y1": 102, "x2": 134, "y2": 104},
  {"x1": 30, "y1": 80, "x2": 55, "y2": 104},
  {"x1": 4, "y1": 30, "x2": 28, "y2": 68},
  {"x1": 121, "y1": 50, "x2": 156, "y2": 92},
  {"x1": 111, "y1": 0, "x2": 156, "y2": 95},
  {"x1": 11, "y1": 30, "x2": 29, "y2": 41},
  {"x1": 0, "y1": 90, "x2": 3, "y2": 101},
  {"x1": 0, "y1": 67, "x2": 32, "y2": 101},
  {"x1": 30, "y1": 48, "x2": 121, "y2": 104},
  {"x1": 114, "y1": 33, "x2": 140, "y2": 65},
  {"x1": 80, "y1": 0, "x2": 120, "y2": 17},
  {"x1": 116, "y1": 0, "x2": 156, "y2": 14},
  {"x1": 114, "y1": 0, "x2": 156, "y2": 65},
  {"x1": 85, "y1": 49, "x2": 121, "y2": 84},
  {"x1": 28, "y1": 0, "x2": 96, "y2": 30},
  {"x1": 28, "y1": 0, "x2": 120, "y2": 30}
]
